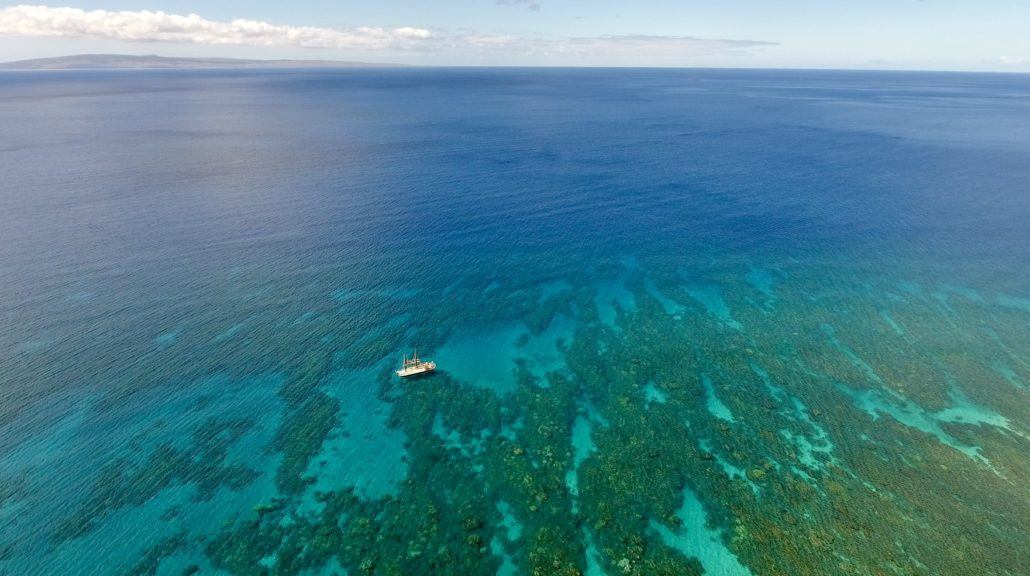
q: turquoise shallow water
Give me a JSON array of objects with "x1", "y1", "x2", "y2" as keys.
[{"x1": 1, "y1": 68, "x2": 1029, "y2": 575}]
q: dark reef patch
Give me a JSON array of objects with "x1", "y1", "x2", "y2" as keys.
[
  {"x1": 52, "y1": 416, "x2": 260, "y2": 544},
  {"x1": 194, "y1": 259, "x2": 1029, "y2": 576}
]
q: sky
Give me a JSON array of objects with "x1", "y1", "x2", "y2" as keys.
[{"x1": 0, "y1": 1, "x2": 1028, "y2": 71}]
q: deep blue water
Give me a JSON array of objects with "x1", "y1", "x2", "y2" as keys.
[{"x1": 1, "y1": 68, "x2": 1029, "y2": 575}]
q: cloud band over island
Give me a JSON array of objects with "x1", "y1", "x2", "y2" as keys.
[
  {"x1": 0, "y1": 4, "x2": 775, "y2": 61},
  {"x1": 0, "y1": 5, "x2": 431, "y2": 49}
]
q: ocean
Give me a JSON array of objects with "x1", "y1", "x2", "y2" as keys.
[{"x1": 1, "y1": 68, "x2": 1028, "y2": 575}]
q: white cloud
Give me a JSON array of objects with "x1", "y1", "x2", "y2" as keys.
[
  {"x1": 561, "y1": 35, "x2": 774, "y2": 56},
  {"x1": 998, "y1": 55, "x2": 1025, "y2": 66},
  {"x1": 0, "y1": 5, "x2": 431, "y2": 49},
  {"x1": 441, "y1": 32, "x2": 775, "y2": 62},
  {"x1": 0, "y1": 4, "x2": 775, "y2": 64}
]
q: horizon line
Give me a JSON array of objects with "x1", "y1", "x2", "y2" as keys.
[{"x1": 2, "y1": 63, "x2": 1027, "y2": 77}]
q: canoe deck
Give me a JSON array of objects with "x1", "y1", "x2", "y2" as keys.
[{"x1": 396, "y1": 360, "x2": 436, "y2": 378}]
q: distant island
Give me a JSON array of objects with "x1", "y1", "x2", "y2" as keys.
[{"x1": 0, "y1": 54, "x2": 408, "y2": 70}]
